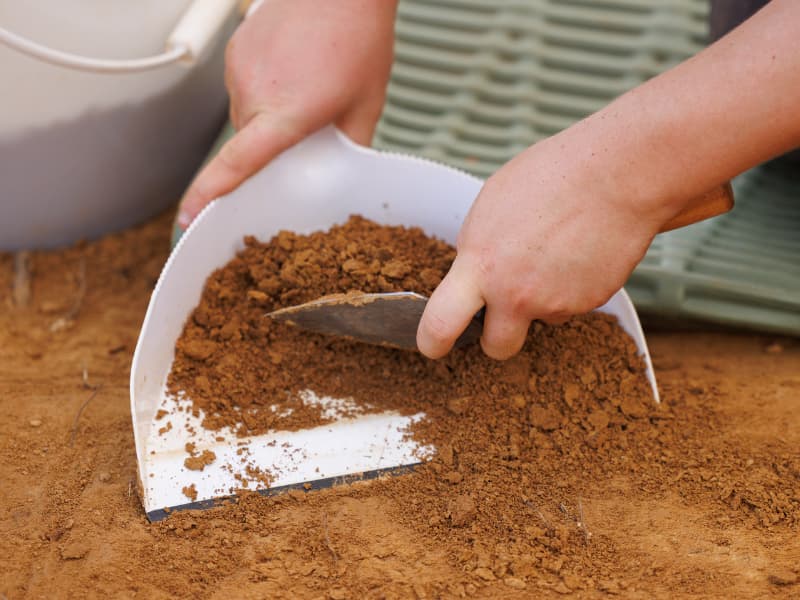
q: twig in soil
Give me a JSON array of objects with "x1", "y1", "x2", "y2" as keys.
[
  {"x1": 524, "y1": 499, "x2": 554, "y2": 533},
  {"x1": 51, "y1": 257, "x2": 86, "y2": 332},
  {"x1": 576, "y1": 497, "x2": 592, "y2": 544},
  {"x1": 81, "y1": 361, "x2": 98, "y2": 391},
  {"x1": 322, "y1": 512, "x2": 339, "y2": 562},
  {"x1": 12, "y1": 250, "x2": 31, "y2": 308},
  {"x1": 69, "y1": 385, "x2": 102, "y2": 447}
]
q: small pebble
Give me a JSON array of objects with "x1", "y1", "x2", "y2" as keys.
[
  {"x1": 446, "y1": 396, "x2": 470, "y2": 416},
  {"x1": 444, "y1": 471, "x2": 463, "y2": 484},
  {"x1": 60, "y1": 542, "x2": 89, "y2": 560},
  {"x1": 554, "y1": 582, "x2": 571, "y2": 594},
  {"x1": 29, "y1": 419, "x2": 42, "y2": 427},
  {"x1": 768, "y1": 569, "x2": 798, "y2": 586},
  {"x1": 504, "y1": 577, "x2": 526, "y2": 590},
  {"x1": 765, "y1": 342, "x2": 783, "y2": 354},
  {"x1": 448, "y1": 494, "x2": 476, "y2": 527}
]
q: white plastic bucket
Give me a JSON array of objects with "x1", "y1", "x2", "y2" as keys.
[{"x1": 0, "y1": 0, "x2": 239, "y2": 250}]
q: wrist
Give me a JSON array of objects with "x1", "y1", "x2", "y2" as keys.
[{"x1": 551, "y1": 91, "x2": 716, "y2": 231}]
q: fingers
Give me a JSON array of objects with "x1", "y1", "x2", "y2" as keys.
[
  {"x1": 418, "y1": 255, "x2": 534, "y2": 360},
  {"x1": 480, "y1": 306, "x2": 531, "y2": 360},
  {"x1": 177, "y1": 112, "x2": 305, "y2": 228},
  {"x1": 417, "y1": 258, "x2": 484, "y2": 359}
]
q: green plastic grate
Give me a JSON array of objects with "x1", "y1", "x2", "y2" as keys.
[
  {"x1": 627, "y1": 163, "x2": 800, "y2": 334},
  {"x1": 189, "y1": 0, "x2": 799, "y2": 335},
  {"x1": 376, "y1": 0, "x2": 708, "y2": 177}
]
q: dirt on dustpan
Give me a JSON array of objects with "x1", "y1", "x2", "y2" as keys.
[
  {"x1": 1, "y1": 211, "x2": 799, "y2": 599},
  {"x1": 166, "y1": 216, "x2": 655, "y2": 496},
  {"x1": 167, "y1": 216, "x2": 652, "y2": 446},
  {"x1": 167, "y1": 215, "x2": 457, "y2": 436}
]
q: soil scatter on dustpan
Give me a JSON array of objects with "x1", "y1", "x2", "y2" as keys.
[{"x1": 168, "y1": 215, "x2": 654, "y2": 451}]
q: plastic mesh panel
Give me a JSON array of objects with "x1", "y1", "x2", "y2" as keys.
[{"x1": 376, "y1": 0, "x2": 708, "y2": 176}]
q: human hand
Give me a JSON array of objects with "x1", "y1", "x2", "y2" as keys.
[
  {"x1": 416, "y1": 0, "x2": 800, "y2": 361},
  {"x1": 416, "y1": 129, "x2": 669, "y2": 361},
  {"x1": 178, "y1": 0, "x2": 397, "y2": 228}
]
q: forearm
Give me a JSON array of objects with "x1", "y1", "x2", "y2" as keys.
[{"x1": 547, "y1": 0, "x2": 800, "y2": 221}]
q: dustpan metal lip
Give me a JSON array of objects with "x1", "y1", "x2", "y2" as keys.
[{"x1": 145, "y1": 463, "x2": 419, "y2": 522}]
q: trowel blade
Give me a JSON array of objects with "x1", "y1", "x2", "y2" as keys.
[{"x1": 268, "y1": 291, "x2": 483, "y2": 351}]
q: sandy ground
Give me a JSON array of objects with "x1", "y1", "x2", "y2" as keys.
[{"x1": 1, "y1": 213, "x2": 798, "y2": 599}]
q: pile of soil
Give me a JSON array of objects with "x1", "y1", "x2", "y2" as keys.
[
  {"x1": 167, "y1": 217, "x2": 652, "y2": 445},
  {"x1": 2, "y1": 213, "x2": 798, "y2": 599},
  {"x1": 167, "y1": 216, "x2": 456, "y2": 433}
]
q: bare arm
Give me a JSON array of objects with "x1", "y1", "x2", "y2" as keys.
[{"x1": 589, "y1": 0, "x2": 800, "y2": 222}]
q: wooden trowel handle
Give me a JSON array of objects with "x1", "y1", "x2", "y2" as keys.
[{"x1": 658, "y1": 182, "x2": 734, "y2": 233}]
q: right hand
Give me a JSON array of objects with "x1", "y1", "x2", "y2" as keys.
[{"x1": 177, "y1": 0, "x2": 398, "y2": 228}]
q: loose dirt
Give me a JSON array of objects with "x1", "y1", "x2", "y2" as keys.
[
  {"x1": 1, "y1": 212, "x2": 798, "y2": 599},
  {"x1": 167, "y1": 216, "x2": 457, "y2": 435},
  {"x1": 166, "y1": 217, "x2": 654, "y2": 452}
]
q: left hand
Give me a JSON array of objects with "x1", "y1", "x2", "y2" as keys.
[{"x1": 177, "y1": 0, "x2": 397, "y2": 228}]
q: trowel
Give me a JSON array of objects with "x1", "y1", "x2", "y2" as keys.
[
  {"x1": 268, "y1": 292, "x2": 483, "y2": 350},
  {"x1": 267, "y1": 185, "x2": 733, "y2": 350},
  {"x1": 131, "y1": 126, "x2": 732, "y2": 520}
]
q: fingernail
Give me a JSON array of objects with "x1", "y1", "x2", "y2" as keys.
[{"x1": 177, "y1": 210, "x2": 191, "y2": 230}]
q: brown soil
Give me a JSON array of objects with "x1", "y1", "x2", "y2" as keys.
[
  {"x1": 167, "y1": 216, "x2": 456, "y2": 435},
  {"x1": 1, "y1": 212, "x2": 799, "y2": 599},
  {"x1": 167, "y1": 215, "x2": 657, "y2": 507}
]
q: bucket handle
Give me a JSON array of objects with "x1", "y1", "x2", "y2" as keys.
[{"x1": 0, "y1": 0, "x2": 239, "y2": 74}]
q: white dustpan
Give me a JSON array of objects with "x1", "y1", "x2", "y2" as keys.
[{"x1": 130, "y1": 126, "x2": 659, "y2": 521}]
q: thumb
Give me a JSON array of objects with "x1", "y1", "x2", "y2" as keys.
[
  {"x1": 417, "y1": 256, "x2": 485, "y2": 359},
  {"x1": 177, "y1": 112, "x2": 306, "y2": 228}
]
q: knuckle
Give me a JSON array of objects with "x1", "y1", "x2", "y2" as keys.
[{"x1": 544, "y1": 301, "x2": 571, "y2": 320}]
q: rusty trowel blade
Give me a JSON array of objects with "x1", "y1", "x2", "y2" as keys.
[{"x1": 267, "y1": 291, "x2": 483, "y2": 351}]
